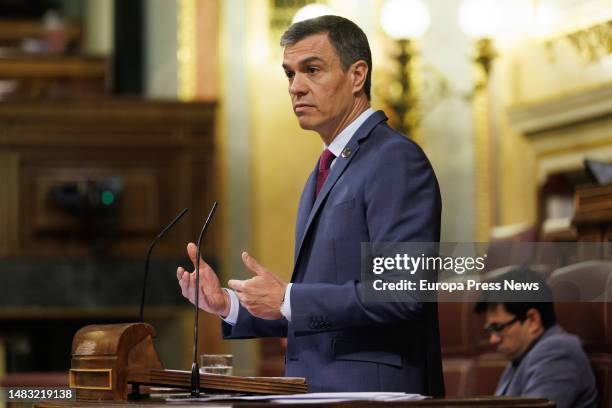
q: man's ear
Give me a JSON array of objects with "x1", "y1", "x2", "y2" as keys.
[
  {"x1": 526, "y1": 308, "x2": 543, "y2": 334},
  {"x1": 350, "y1": 60, "x2": 368, "y2": 95}
]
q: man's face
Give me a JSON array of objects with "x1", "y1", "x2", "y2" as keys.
[
  {"x1": 282, "y1": 33, "x2": 357, "y2": 138},
  {"x1": 484, "y1": 304, "x2": 535, "y2": 361}
]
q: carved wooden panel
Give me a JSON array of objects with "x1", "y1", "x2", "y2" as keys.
[
  {"x1": 25, "y1": 164, "x2": 160, "y2": 232},
  {"x1": 0, "y1": 99, "x2": 224, "y2": 378},
  {"x1": 0, "y1": 98, "x2": 217, "y2": 258}
]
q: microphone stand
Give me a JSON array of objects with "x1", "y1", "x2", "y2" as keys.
[
  {"x1": 130, "y1": 208, "x2": 188, "y2": 399},
  {"x1": 191, "y1": 202, "x2": 218, "y2": 397}
]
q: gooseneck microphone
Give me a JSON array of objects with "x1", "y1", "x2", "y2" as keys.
[
  {"x1": 191, "y1": 202, "x2": 218, "y2": 397},
  {"x1": 139, "y1": 208, "x2": 189, "y2": 323}
]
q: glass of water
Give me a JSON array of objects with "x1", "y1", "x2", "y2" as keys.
[{"x1": 199, "y1": 354, "x2": 233, "y2": 375}]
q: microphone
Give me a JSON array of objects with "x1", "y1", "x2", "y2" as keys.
[
  {"x1": 191, "y1": 202, "x2": 218, "y2": 397},
  {"x1": 139, "y1": 208, "x2": 189, "y2": 323}
]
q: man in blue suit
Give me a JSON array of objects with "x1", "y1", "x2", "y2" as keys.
[{"x1": 177, "y1": 15, "x2": 444, "y2": 395}]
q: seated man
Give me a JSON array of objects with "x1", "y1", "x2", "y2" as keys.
[{"x1": 474, "y1": 268, "x2": 597, "y2": 408}]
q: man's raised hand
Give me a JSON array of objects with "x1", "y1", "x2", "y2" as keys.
[
  {"x1": 176, "y1": 242, "x2": 230, "y2": 317},
  {"x1": 228, "y1": 252, "x2": 287, "y2": 320}
]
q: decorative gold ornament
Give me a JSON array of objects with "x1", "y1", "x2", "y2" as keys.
[{"x1": 544, "y1": 19, "x2": 612, "y2": 64}]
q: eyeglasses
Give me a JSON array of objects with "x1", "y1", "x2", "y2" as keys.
[{"x1": 484, "y1": 317, "x2": 520, "y2": 335}]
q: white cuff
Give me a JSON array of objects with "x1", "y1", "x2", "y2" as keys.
[
  {"x1": 222, "y1": 288, "x2": 239, "y2": 325},
  {"x1": 280, "y1": 283, "x2": 293, "y2": 322}
]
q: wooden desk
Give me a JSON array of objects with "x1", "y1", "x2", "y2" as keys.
[{"x1": 35, "y1": 396, "x2": 554, "y2": 407}]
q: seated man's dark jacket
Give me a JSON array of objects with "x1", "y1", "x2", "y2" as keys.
[{"x1": 496, "y1": 324, "x2": 597, "y2": 408}]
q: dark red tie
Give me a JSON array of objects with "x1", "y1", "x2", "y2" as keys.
[{"x1": 316, "y1": 149, "x2": 336, "y2": 197}]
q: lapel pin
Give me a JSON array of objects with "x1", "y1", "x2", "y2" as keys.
[{"x1": 341, "y1": 147, "x2": 352, "y2": 158}]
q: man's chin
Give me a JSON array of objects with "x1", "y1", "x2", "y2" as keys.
[
  {"x1": 498, "y1": 349, "x2": 517, "y2": 360},
  {"x1": 296, "y1": 117, "x2": 316, "y2": 131}
]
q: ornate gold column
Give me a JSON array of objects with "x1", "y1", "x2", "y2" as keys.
[
  {"x1": 177, "y1": 0, "x2": 197, "y2": 101},
  {"x1": 383, "y1": 39, "x2": 422, "y2": 141},
  {"x1": 472, "y1": 39, "x2": 496, "y2": 242}
]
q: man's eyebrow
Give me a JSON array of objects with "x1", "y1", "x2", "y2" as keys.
[
  {"x1": 282, "y1": 56, "x2": 326, "y2": 70},
  {"x1": 299, "y1": 56, "x2": 325, "y2": 65}
]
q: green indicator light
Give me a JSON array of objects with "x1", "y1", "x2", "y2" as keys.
[{"x1": 101, "y1": 190, "x2": 115, "y2": 206}]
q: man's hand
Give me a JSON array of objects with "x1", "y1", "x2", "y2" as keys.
[
  {"x1": 177, "y1": 242, "x2": 230, "y2": 317},
  {"x1": 228, "y1": 252, "x2": 287, "y2": 320}
]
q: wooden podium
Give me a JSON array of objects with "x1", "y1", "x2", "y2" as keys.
[{"x1": 69, "y1": 322, "x2": 307, "y2": 401}]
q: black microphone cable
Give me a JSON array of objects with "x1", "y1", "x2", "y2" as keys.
[{"x1": 139, "y1": 208, "x2": 189, "y2": 322}]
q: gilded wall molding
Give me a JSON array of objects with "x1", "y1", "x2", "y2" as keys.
[
  {"x1": 507, "y1": 83, "x2": 612, "y2": 184},
  {"x1": 544, "y1": 19, "x2": 612, "y2": 64},
  {"x1": 508, "y1": 83, "x2": 612, "y2": 135}
]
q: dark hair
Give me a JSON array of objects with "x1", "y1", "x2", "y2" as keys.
[
  {"x1": 280, "y1": 15, "x2": 372, "y2": 100},
  {"x1": 474, "y1": 267, "x2": 557, "y2": 329}
]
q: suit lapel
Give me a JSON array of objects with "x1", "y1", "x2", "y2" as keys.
[
  {"x1": 495, "y1": 365, "x2": 514, "y2": 396},
  {"x1": 294, "y1": 166, "x2": 317, "y2": 260},
  {"x1": 292, "y1": 111, "x2": 388, "y2": 275}
]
